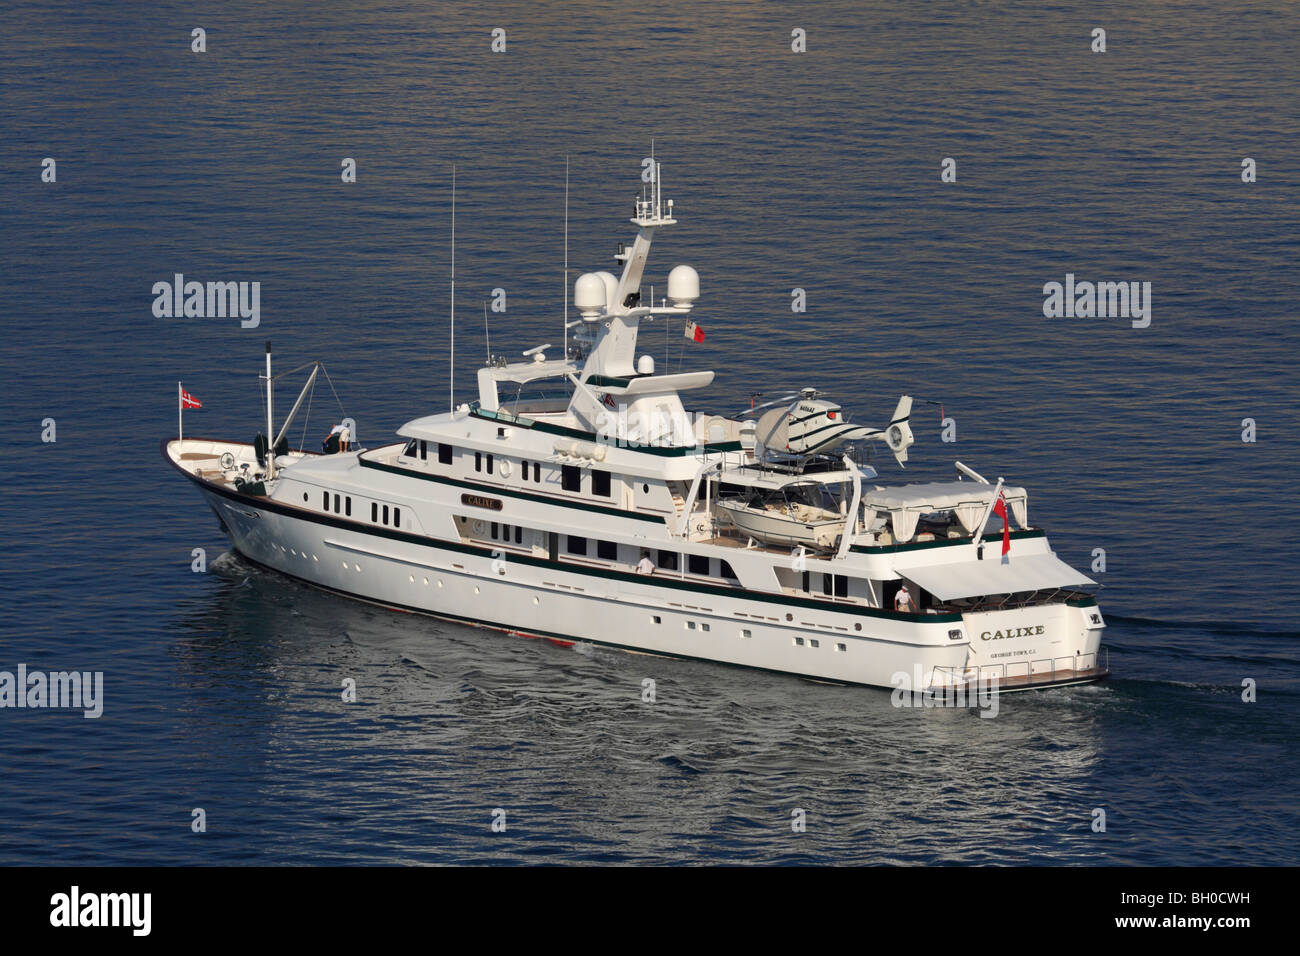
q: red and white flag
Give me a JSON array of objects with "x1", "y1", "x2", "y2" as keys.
[
  {"x1": 683, "y1": 321, "x2": 705, "y2": 343},
  {"x1": 991, "y1": 491, "x2": 1011, "y2": 557},
  {"x1": 181, "y1": 388, "x2": 202, "y2": 409}
]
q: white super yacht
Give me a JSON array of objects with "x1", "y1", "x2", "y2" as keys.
[{"x1": 164, "y1": 162, "x2": 1108, "y2": 695}]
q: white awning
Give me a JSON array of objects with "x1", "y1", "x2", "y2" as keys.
[
  {"x1": 863, "y1": 480, "x2": 1028, "y2": 542},
  {"x1": 900, "y1": 552, "x2": 1095, "y2": 601}
]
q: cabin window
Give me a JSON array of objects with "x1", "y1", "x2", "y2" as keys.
[
  {"x1": 486, "y1": 454, "x2": 494, "y2": 475},
  {"x1": 345, "y1": 497, "x2": 352, "y2": 517},
  {"x1": 562, "y1": 464, "x2": 581, "y2": 492},
  {"x1": 491, "y1": 522, "x2": 499, "y2": 539},
  {"x1": 438, "y1": 443, "x2": 453, "y2": 465},
  {"x1": 834, "y1": 576, "x2": 848, "y2": 598},
  {"x1": 475, "y1": 452, "x2": 482, "y2": 472},
  {"x1": 514, "y1": 526, "x2": 523, "y2": 545},
  {"x1": 371, "y1": 502, "x2": 378, "y2": 522},
  {"x1": 719, "y1": 561, "x2": 737, "y2": 580},
  {"x1": 658, "y1": 550, "x2": 679, "y2": 571},
  {"x1": 534, "y1": 464, "x2": 542, "y2": 483},
  {"x1": 823, "y1": 573, "x2": 833, "y2": 596},
  {"x1": 688, "y1": 554, "x2": 710, "y2": 576},
  {"x1": 567, "y1": 535, "x2": 588, "y2": 556},
  {"x1": 802, "y1": 571, "x2": 811, "y2": 592},
  {"x1": 394, "y1": 507, "x2": 401, "y2": 527},
  {"x1": 591, "y1": 470, "x2": 611, "y2": 497},
  {"x1": 383, "y1": 505, "x2": 390, "y2": 525},
  {"x1": 334, "y1": 494, "x2": 341, "y2": 513},
  {"x1": 521, "y1": 461, "x2": 529, "y2": 481},
  {"x1": 419, "y1": 440, "x2": 427, "y2": 460},
  {"x1": 597, "y1": 540, "x2": 617, "y2": 561},
  {"x1": 322, "y1": 491, "x2": 328, "y2": 510}
]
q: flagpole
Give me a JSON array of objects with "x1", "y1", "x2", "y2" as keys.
[
  {"x1": 178, "y1": 381, "x2": 183, "y2": 444},
  {"x1": 971, "y1": 476, "x2": 1005, "y2": 555}
]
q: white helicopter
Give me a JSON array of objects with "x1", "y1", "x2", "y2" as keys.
[{"x1": 745, "y1": 388, "x2": 915, "y2": 466}]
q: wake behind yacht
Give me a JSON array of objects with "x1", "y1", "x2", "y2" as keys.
[{"x1": 164, "y1": 162, "x2": 1107, "y2": 695}]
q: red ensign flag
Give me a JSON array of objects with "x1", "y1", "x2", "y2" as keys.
[
  {"x1": 683, "y1": 321, "x2": 705, "y2": 343},
  {"x1": 992, "y1": 491, "x2": 1011, "y2": 557},
  {"x1": 182, "y1": 389, "x2": 202, "y2": 409}
]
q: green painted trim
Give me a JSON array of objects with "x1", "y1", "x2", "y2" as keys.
[
  {"x1": 851, "y1": 528, "x2": 1048, "y2": 554},
  {"x1": 1065, "y1": 596, "x2": 1099, "y2": 608},
  {"x1": 469, "y1": 407, "x2": 743, "y2": 457},
  {"x1": 585, "y1": 374, "x2": 634, "y2": 389},
  {"x1": 358, "y1": 455, "x2": 665, "y2": 524}
]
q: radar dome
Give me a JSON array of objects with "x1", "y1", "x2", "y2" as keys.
[
  {"x1": 574, "y1": 273, "x2": 606, "y2": 318},
  {"x1": 667, "y1": 265, "x2": 699, "y2": 307}
]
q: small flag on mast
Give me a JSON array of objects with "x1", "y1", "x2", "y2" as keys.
[
  {"x1": 181, "y1": 388, "x2": 202, "y2": 409},
  {"x1": 683, "y1": 321, "x2": 704, "y2": 343}
]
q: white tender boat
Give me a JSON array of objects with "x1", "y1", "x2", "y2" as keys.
[{"x1": 164, "y1": 161, "x2": 1108, "y2": 695}]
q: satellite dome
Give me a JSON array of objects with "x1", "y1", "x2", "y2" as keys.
[
  {"x1": 667, "y1": 265, "x2": 699, "y2": 307},
  {"x1": 574, "y1": 273, "x2": 606, "y2": 318}
]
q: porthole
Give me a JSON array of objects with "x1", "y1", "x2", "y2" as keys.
[
  {"x1": 794, "y1": 637, "x2": 804, "y2": 646},
  {"x1": 474, "y1": 586, "x2": 481, "y2": 594},
  {"x1": 533, "y1": 596, "x2": 539, "y2": 605},
  {"x1": 836, "y1": 643, "x2": 847, "y2": 652},
  {"x1": 302, "y1": 493, "x2": 308, "y2": 502},
  {"x1": 409, "y1": 574, "x2": 415, "y2": 583},
  {"x1": 438, "y1": 580, "x2": 444, "y2": 588},
  {"x1": 854, "y1": 623, "x2": 862, "y2": 631},
  {"x1": 741, "y1": 629, "x2": 752, "y2": 638},
  {"x1": 786, "y1": 613, "x2": 793, "y2": 622},
  {"x1": 422, "y1": 577, "x2": 428, "y2": 586}
]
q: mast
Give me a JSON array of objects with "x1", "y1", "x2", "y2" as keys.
[
  {"x1": 564, "y1": 155, "x2": 569, "y2": 360},
  {"x1": 265, "y1": 341, "x2": 274, "y2": 478},
  {"x1": 450, "y1": 165, "x2": 456, "y2": 413}
]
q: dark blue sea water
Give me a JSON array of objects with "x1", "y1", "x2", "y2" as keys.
[{"x1": 1, "y1": 1, "x2": 1297, "y2": 865}]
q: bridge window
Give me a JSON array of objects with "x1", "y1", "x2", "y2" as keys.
[
  {"x1": 719, "y1": 561, "x2": 737, "y2": 580},
  {"x1": 597, "y1": 540, "x2": 617, "y2": 561},
  {"x1": 419, "y1": 440, "x2": 427, "y2": 460},
  {"x1": 591, "y1": 470, "x2": 611, "y2": 497},
  {"x1": 562, "y1": 465, "x2": 581, "y2": 492},
  {"x1": 567, "y1": 535, "x2": 587, "y2": 556},
  {"x1": 439, "y1": 443, "x2": 453, "y2": 465},
  {"x1": 688, "y1": 554, "x2": 710, "y2": 576},
  {"x1": 658, "y1": 551, "x2": 679, "y2": 571}
]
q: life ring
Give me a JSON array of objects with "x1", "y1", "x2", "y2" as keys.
[
  {"x1": 472, "y1": 519, "x2": 485, "y2": 536},
  {"x1": 219, "y1": 452, "x2": 236, "y2": 471},
  {"x1": 499, "y1": 460, "x2": 512, "y2": 478}
]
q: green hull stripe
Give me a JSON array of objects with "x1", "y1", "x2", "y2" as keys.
[
  {"x1": 852, "y1": 528, "x2": 1048, "y2": 554},
  {"x1": 358, "y1": 455, "x2": 665, "y2": 524}
]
